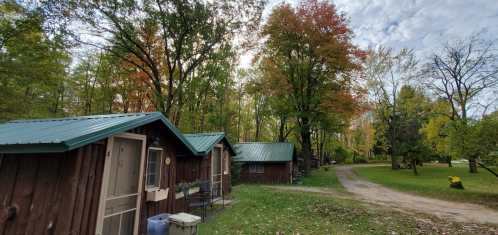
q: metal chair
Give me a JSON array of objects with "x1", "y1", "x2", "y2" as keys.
[
  {"x1": 183, "y1": 186, "x2": 208, "y2": 221},
  {"x1": 200, "y1": 181, "x2": 224, "y2": 211}
]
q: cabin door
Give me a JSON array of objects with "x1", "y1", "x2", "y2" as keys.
[
  {"x1": 211, "y1": 145, "x2": 223, "y2": 195},
  {"x1": 97, "y1": 133, "x2": 146, "y2": 235}
]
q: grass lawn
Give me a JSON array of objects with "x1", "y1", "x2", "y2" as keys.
[
  {"x1": 200, "y1": 184, "x2": 439, "y2": 234},
  {"x1": 352, "y1": 163, "x2": 498, "y2": 209},
  {"x1": 199, "y1": 166, "x2": 496, "y2": 234},
  {"x1": 301, "y1": 165, "x2": 343, "y2": 189}
]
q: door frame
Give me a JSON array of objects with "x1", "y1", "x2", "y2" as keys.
[
  {"x1": 95, "y1": 132, "x2": 147, "y2": 235},
  {"x1": 211, "y1": 144, "x2": 223, "y2": 190}
]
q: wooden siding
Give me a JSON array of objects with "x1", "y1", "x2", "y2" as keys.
[
  {"x1": 240, "y1": 162, "x2": 291, "y2": 184},
  {"x1": 0, "y1": 142, "x2": 106, "y2": 235},
  {"x1": 0, "y1": 120, "x2": 232, "y2": 235},
  {"x1": 126, "y1": 121, "x2": 178, "y2": 235},
  {"x1": 174, "y1": 141, "x2": 232, "y2": 213},
  {"x1": 222, "y1": 154, "x2": 232, "y2": 194},
  {"x1": 310, "y1": 158, "x2": 319, "y2": 169}
]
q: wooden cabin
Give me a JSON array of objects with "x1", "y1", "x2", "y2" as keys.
[
  {"x1": 0, "y1": 112, "x2": 236, "y2": 235},
  {"x1": 234, "y1": 142, "x2": 295, "y2": 184},
  {"x1": 175, "y1": 133, "x2": 235, "y2": 202},
  {"x1": 310, "y1": 156, "x2": 320, "y2": 170}
]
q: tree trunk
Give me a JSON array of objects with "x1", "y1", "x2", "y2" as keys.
[
  {"x1": 390, "y1": 138, "x2": 398, "y2": 170},
  {"x1": 447, "y1": 156, "x2": 452, "y2": 167},
  {"x1": 174, "y1": 82, "x2": 185, "y2": 126},
  {"x1": 469, "y1": 155, "x2": 478, "y2": 173},
  {"x1": 300, "y1": 120, "x2": 311, "y2": 178},
  {"x1": 412, "y1": 159, "x2": 418, "y2": 175},
  {"x1": 319, "y1": 132, "x2": 325, "y2": 166},
  {"x1": 278, "y1": 118, "x2": 285, "y2": 142}
]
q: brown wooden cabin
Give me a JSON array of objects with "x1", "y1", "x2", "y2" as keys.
[
  {"x1": 176, "y1": 133, "x2": 235, "y2": 205},
  {"x1": 310, "y1": 156, "x2": 320, "y2": 170},
  {"x1": 234, "y1": 142, "x2": 295, "y2": 184},
  {"x1": 0, "y1": 112, "x2": 236, "y2": 235}
]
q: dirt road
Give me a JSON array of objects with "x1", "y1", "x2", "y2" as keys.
[
  {"x1": 263, "y1": 164, "x2": 498, "y2": 225},
  {"x1": 335, "y1": 164, "x2": 498, "y2": 224}
]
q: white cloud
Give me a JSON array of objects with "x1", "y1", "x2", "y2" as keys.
[{"x1": 239, "y1": 0, "x2": 498, "y2": 67}]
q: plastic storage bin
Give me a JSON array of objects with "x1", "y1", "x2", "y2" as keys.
[
  {"x1": 147, "y1": 213, "x2": 171, "y2": 235},
  {"x1": 168, "y1": 213, "x2": 201, "y2": 235}
]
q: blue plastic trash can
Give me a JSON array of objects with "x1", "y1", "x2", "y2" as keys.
[{"x1": 147, "y1": 213, "x2": 171, "y2": 235}]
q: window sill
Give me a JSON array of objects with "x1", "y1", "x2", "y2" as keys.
[
  {"x1": 145, "y1": 186, "x2": 160, "y2": 192},
  {"x1": 146, "y1": 188, "x2": 169, "y2": 202}
]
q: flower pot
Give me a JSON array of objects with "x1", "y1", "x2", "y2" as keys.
[
  {"x1": 175, "y1": 187, "x2": 200, "y2": 199},
  {"x1": 146, "y1": 188, "x2": 169, "y2": 202}
]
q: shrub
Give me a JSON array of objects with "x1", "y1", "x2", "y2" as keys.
[
  {"x1": 448, "y1": 176, "x2": 464, "y2": 189},
  {"x1": 230, "y1": 155, "x2": 243, "y2": 185}
]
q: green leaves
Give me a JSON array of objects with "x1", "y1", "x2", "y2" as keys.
[
  {"x1": 255, "y1": 0, "x2": 366, "y2": 176},
  {"x1": 0, "y1": 0, "x2": 70, "y2": 121}
]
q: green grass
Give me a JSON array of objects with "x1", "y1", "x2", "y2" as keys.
[
  {"x1": 352, "y1": 164, "x2": 498, "y2": 209},
  {"x1": 301, "y1": 166, "x2": 342, "y2": 189},
  {"x1": 198, "y1": 166, "x2": 497, "y2": 234},
  {"x1": 199, "y1": 184, "x2": 457, "y2": 234}
]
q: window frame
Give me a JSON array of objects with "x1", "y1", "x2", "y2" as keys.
[
  {"x1": 145, "y1": 147, "x2": 163, "y2": 191},
  {"x1": 249, "y1": 163, "x2": 264, "y2": 173},
  {"x1": 223, "y1": 151, "x2": 229, "y2": 175}
]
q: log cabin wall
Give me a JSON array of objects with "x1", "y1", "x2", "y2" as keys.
[
  {"x1": 0, "y1": 121, "x2": 233, "y2": 235},
  {"x1": 0, "y1": 142, "x2": 106, "y2": 235},
  {"x1": 222, "y1": 154, "x2": 232, "y2": 194},
  {"x1": 240, "y1": 162, "x2": 291, "y2": 184},
  {"x1": 310, "y1": 158, "x2": 319, "y2": 169},
  {"x1": 174, "y1": 140, "x2": 232, "y2": 213},
  {"x1": 0, "y1": 120, "x2": 184, "y2": 235},
  {"x1": 125, "y1": 121, "x2": 180, "y2": 234}
]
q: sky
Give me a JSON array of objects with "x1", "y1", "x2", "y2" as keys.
[{"x1": 240, "y1": 0, "x2": 498, "y2": 66}]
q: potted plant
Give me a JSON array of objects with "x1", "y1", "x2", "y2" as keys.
[
  {"x1": 175, "y1": 180, "x2": 201, "y2": 199},
  {"x1": 448, "y1": 176, "x2": 464, "y2": 189}
]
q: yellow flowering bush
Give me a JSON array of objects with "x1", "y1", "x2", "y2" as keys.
[{"x1": 448, "y1": 176, "x2": 464, "y2": 189}]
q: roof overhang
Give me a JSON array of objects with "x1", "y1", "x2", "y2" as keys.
[{"x1": 0, "y1": 112, "x2": 199, "y2": 155}]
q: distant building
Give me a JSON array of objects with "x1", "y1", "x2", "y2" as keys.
[{"x1": 234, "y1": 142, "x2": 296, "y2": 184}]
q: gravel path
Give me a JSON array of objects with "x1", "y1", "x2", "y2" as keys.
[
  {"x1": 335, "y1": 164, "x2": 498, "y2": 225},
  {"x1": 263, "y1": 164, "x2": 498, "y2": 225}
]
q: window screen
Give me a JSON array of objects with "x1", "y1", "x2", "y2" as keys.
[
  {"x1": 257, "y1": 163, "x2": 264, "y2": 173},
  {"x1": 249, "y1": 163, "x2": 257, "y2": 173},
  {"x1": 146, "y1": 149, "x2": 162, "y2": 189},
  {"x1": 250, "y1": 163, "x2": 264, "y2": 173}
]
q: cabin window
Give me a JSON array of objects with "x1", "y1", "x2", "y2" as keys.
[
  {"x1": 224, "y1": 152, "x2": 229, "y2": 175},
  {"x1": 249, "y1": 163, "x2": 264, "y2": 173},
  {"x1": 311, "y1": 160, "x2": 315, "y2": 165},
  {"x1": 146, "y1": 148, "x2": 163, "y2": 190}
]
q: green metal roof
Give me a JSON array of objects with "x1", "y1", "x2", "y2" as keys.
[
  {"x1": 183, "y1": 132, "x2": 237, "y2": 156},
  {"x1": 234, "y1": 142, "x2": 295, "y2": 162},
  {"x1": 0, "y1": 112, "x2": 198, "y2": 154}
]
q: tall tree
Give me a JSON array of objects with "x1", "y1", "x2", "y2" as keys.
[
  {"x1": 367, "y1": 46, "x2": 418, "y2": 170},
  {"x1": 256, "y1": 0, "x2": 366, "y2": 177},
  {"x1": 396, "y1": 85, "x2": 431, "y2": 175},
  {"x1": 419, "y1": 99, "x2": 453, "y2": 166},
  {"x1": 449, "y1": 114, "x2": 498, "y2": 178},
  {"x1": 60, "y1": 0, "x2": 266, "y2": 120},
  {"x1": 0, "y1": 0, "x2": 70, "y2": 121},
  {"x1": 420, "y1": 29, "x2": 498, "y2": 173}
]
